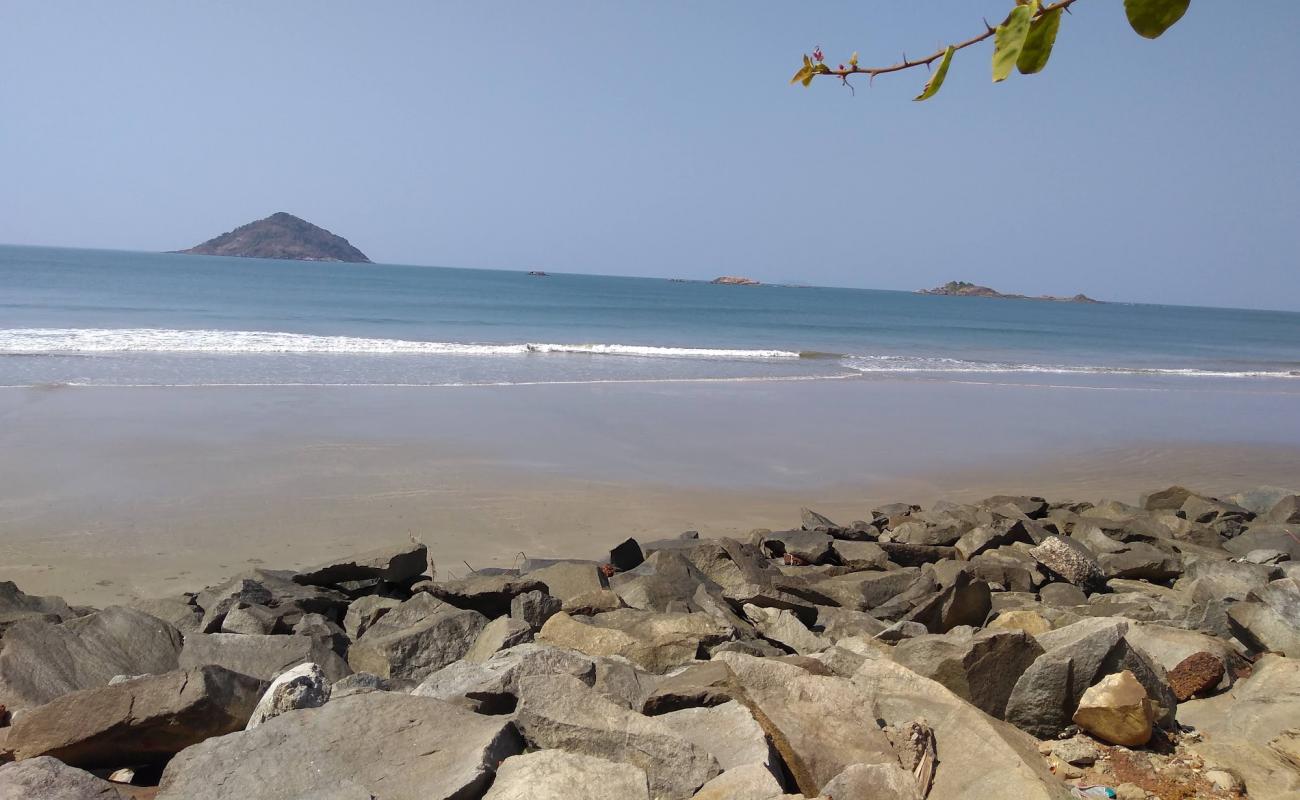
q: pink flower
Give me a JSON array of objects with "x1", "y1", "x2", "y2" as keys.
[{"x1": 812, "y1": 46, "x2": 824, "y2": 63}]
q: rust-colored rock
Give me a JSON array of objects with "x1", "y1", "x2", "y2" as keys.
[{"x1": 1168, "y1": 651, "x2": 1225, "y2": 702}]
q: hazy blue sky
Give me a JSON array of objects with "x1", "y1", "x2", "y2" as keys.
[{"x1": 3, "y1": 2, "x2": 1298, "y2": 309}]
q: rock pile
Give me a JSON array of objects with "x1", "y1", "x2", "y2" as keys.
[{"x1": 0, "y1": 487, "x2": 1298, "y2": 799}]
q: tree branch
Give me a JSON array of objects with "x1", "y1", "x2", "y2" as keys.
[{"x1": 816, "y1": 0, "x2": 1081, "y2": 81}]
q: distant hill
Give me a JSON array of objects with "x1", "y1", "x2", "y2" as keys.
[
  {"x1": 918, "y1": 281, "x2": 1100, "y2": 303},
  {"x1": 175, "y1": 212, "x2": 371, "y2": 263}
]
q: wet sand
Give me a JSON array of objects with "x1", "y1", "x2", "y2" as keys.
[{"x1": 2, "y1": 377, "x2": 1298, "y2": 606}]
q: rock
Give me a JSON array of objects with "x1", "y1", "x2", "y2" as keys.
[
  {"x1": 689, "y1": 763, "x2": 785, "y2": 800},
  {"x1": 220, "y1": 602, "x2": 281, "y2": 635},
  {"x1": 412, "y1": 642, "x2": 596, "y2": 711},
  {"x1": 830, "y1": 540, "x2": 889, "y2": 570},
  {"x1": 197, "y1": 569, "x2": 349, "y2": 633},
  {"x1": 246, "y1": 663, "x2": 330, "y2": 729},
  {"x1": 291, "y1": 612, "x2": 348, "y2": 654},
  {"x1": 849, "y1": 658, "x2": 1069, "y2": 799},
  {"x1": 903, "y1": 572, "x2": 992, "y2": 633},
  {"x1": 511, "y1": 589, "x2": 562, "y2": 630},
  {"x1": 346, "y1": 592, "x2": 487, "y2": 680},
  {"x1": 292, "y1": 542, "x2": 428, "y2": 587},
  {"x1": 464, "y1": 615, "x2": 533, "y2": 663},
  {"x1": 1179, "y1": 654, "x2": 1300, "y2": 800},
  {"x1": 181, "y1": 632, "x2": 351, "y2": 682},
  {"x1": 0, "y1": 606, "x2": 183, "y2": 711},
  {"x1": 813, "y1": 605, "x2": 889, "y2": 641},
  {"x1": 655, "y1": 700, "x2": 778, "y2": 775},
  {"x1": 980, "y1": 495, "x2": 1050, "y2": 518},
  {"x1": 523, "y1": 562, "x2": 610, "y2": 607},
  {"x1": 1004, "y1": 619, "x2": 1176, "y2": 739},
  {"x1": 889, "y1": 519, "x2": 963, "y2": 547},
  {"x1": 955, "y1": 519, "x2": 1034, "y2": 560},
  {"x1": 0, "y1": 756, "x2": 131, "y2": 800},
  {"x1": 1226, "y1": 576, "x2": 1300, "y2": 657},
  {"x1": 537, "y1": 610, "x2": 732, "y2": 673},
  {"x1": 609, "y1": 551, "x2": 717, "y2": 612},
  {"x1": 1245, "y1": 548, "x2": 1291, "y2": 565},
  {"x1": 988, "y1": 609, "x2": 1052, "y2": 637},
  {"x1": 5, "y1": 666, "x2": 265, "y2": 767},
  {"x1": 514, "y1": 674, "x2": 720, "y2": 800},
  {"x1": 483, "y1": 750, "x2": 649, "y2": 800},
  {"x1": 341, "y1": 595, "x2": 400, "y2": 639},
  {"x1": 330, "y1": 671, "x2": 394, "y2": 699},
  {"x1": 1072, "y1": 669, "x2": 1154, "y2": 747},
  {"x1": 0, "y1": 583, "x2": 78, "y2": 633},
  {"x1": 127, "y1": 596, "x2": 202, "y2": 634},
  {"x1": 801, "y1": 507, "x2": 839, "y2": 531},
  {"x1": 592, "y1": 655, "x2": 658, "y2": 709},
  {"x1": 1227, "y1": 486, "x2": 1299, "y2": 517},
  {"x1": 1224, "y1": 525, "x2": 1300, "y2": 561},
  {"x1": 1049, "y1": 737, "x2": 1099, "y2": 766},
  {"x1": 1098, "y1": 542, "x2": 1183, "y2": 582},
  {"x1": 743, "y1": 604, "x2": 829, "y2": 655},
  {"x1": 642, "y1": 661, "x2": 734, "y2": 714},
  {"x1": 1204, "y1": 769, "x2": 1244, "y2": 793},
  {"x1": 1141, "y1": 485, "x2": 1198, "y2": 511},
  {"x1": 878, "y1": 542, "x2": 957, "y2": 567},
  {"x1": 1114, "y1": 783, "x2": 1146, "y2": 800},
  {"x1": 1265, "y1": 494, "x2": 1300, "y2": 524},
  {"x1": 1121, "y1": 622, "x2": 1239, "y2": 692},
  {"x1": 817, "y1": 568, "x2": 921, "y2": 612},
  {"x1": 609, "y1": 537, "x2": 646, "y2": 572},
  {"x1": 1039, "y1": 582, "x2": 1088, "y2": 607},
  {"x1": 756, "y1": 530, "x2": 835, "y2": 565},
  {"x1": 157, "y1": 692, "x2": 522, "y2": 800},
  {"x1": 820, "y1": 762, "x2": 922, "y2": 800},
  {"x1": 891, "y1": 629, "x2": 1044, "y2": 719},
  {"x1": 1029, "y1": 537, "x2": 1106, "y2": 592},
  {"x1": 1167, "y1": 651, "x2": 1225, "y2": 701},
  {"x1": 422, "y1": 574, "x2": 547, "y2": 618},
  {"x1": 1180, "y1": 558, "x2": 1278, "y2": 603}
]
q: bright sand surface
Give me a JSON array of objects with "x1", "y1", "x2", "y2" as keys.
[{"x1": 2, "y1": 376, "x2": 1299, "y2": 606}]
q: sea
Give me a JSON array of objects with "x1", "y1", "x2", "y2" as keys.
[{"x1": 3, "y1": 244, "x2": 1299, "y2": 390}]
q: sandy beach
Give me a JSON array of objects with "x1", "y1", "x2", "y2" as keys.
[{"x1": 4, "y1": 376, "x2": 1298, "y2": 606}]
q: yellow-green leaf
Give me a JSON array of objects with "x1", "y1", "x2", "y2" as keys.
[
  {"x1": 992, "y1": 2, "x2": 1036, "y2": 82},
  {"x1": 801, "y1": 71, "x2": 814, "y2": 87},
  {"x1": 1018, "y1": 7, "x2": 1062, "y2": 74},
  {"x1": 914, "y1": 46, "x2": 955, "y2": 101},
  {"x1": 1124, "y1": 0, "x2": 1191, "y2": 39},
  {"x1": 790, "y1": 65, "x2": 811, "y2": 85},
  {"x1": 849, "y1": 51, "x2": 859, "y2": 68}
]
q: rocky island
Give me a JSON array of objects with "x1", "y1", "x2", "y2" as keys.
[
  {"x1": 920, "y1": 281, "x2": 1100, "y2": 303},
  {"x1": 0, "y1": 484, "x2": 1297, "y2": 798},
  {"x1": 712, "y1": 276, "x2": 761, "y2": 286},
  {"x1": 175, "y1": 212, "x2": 371, "y2": 263}
]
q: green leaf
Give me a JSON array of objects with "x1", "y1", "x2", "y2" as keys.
[
  {"x1": 914, "y1": 46, "x2": 955, "y2": 101},
  {"x1": 1124, "y1": 0, "x2": 1191, "y2": 39},
  {"x1": 790, "y1": 62, "x2": 812, "y2": 85},
  {"x1": 992, "y1": 2, "x2": 1036, "y2": 82},
  {"x1": 801, "y1": 70, "x2": 815, "y2": 87},
  {"x1": 1017, "y1": 7, "x2": 1062, "y2": 74}
]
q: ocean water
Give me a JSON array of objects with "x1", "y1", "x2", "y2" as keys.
[{"x1": 3, "y1": 244, "x2": 1299, "y2": 389}]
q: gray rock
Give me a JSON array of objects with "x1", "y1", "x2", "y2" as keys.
[
  {"x1": 423, "y1": 574, "x2": 548, "y2": 618},
  {"x1": 329, "y1": 671, "x2": 392, "y2": 699},
  {"x1": 892, "y1": 629, "x2": 1044, "y2": 719},
  {"x1": 689, "y1": 763, "x2": 785, "y2": 800},
  {"x1": 5, "y1": 666, "x2": 265, "y2": 768},
  {"x1": 801, "y1": 507, "x2": 840, "y2": 531},
  {"x1": 1141, "y1": 485, "x2": 1199, "y2": 511},
  {"x1": 197, "y1": 570, "x2": 348, "y2": 633},
  {"x1": 483, "y1": 750, "x2": 649, "y2": 800},
  {"x1": 1227, "y1": 486, "x2": 1299, "y2": 517},
  {"x1": 0, "y1": 606, "x2": 183, "y2": 711},
  {"x1": 1030, "y1": 536, "x2": 1106, "y2": 592},
  {"x1": 656, "y1": 700, "x2": 780, "y2": 776},
  {"x1": 813, "y1": 605, "x2": 889, "y2": 641},
  {"x1": 889, "y1": 519, "x2": 962, "y2": 547},
  {"x1": 181, "y1": 632, "x2": 351, "y2": 683},
  {"x1": 411, "y1": 642, "x2": 596, "y2": 710},
  {"x1": 291, "y1": 612, "x2": 348, "y2": 654},
  {"x1": 821, "y1": 762, "x2": 922, "y2": 800},
  {"x1": 1244, "y1": 549, "x2": 1291, "y2": 565},
  {"x1": 1098, "y1": 542, "x2": 1183, "y2": 582},
  {"x1": 903, "y1": 572, "x2": 992, "y2": 633},
  {"x1": 816, "y1": 568, "x2": 921, "y2": 612},
  {"x1": 641, "y1": 661, "x2": 734, "y2": 714},
  {"x1": 292, "y1": 542, "x2": 429, "y2": 587},
  {"x1": 510, "y1": 589, "x2": 561, "y2": 630},
  {"x1": 127, "y1": 596, "x2": 202, "y2": 634},
  {"x1": 592, "y1": 655, "x2": 658, "y2": 709},
  {"x1": 877, "y1": 541, "x2": 957, "y2": 566},
  {"x1": 608, "y1": 550, "x2": 717, "y2": 612},
  {"x1": 755, "y1": 530, "x2": 835, "y2": 564},
  {"x1": 0, "y1": 582, "x2": 78, "y2": 634},
  {"x1": 536, "y1": 610, "x2": 732, "y2": 673},
  {"x1": 464, "y1": 615, "x2": 533, "y2": 662},
  {"x1": 346, "y1": 593, "x2": 487, "y2": 680},
  {"x1": 1040, "y1": 582, "x2": 1088, "y2": 607},
  {"x1": 1264, "y1": 494, "x2": 1300, "y2": 524},
  {"x1": 830, "y1": 540, "x2": 889, "y2": 570},
  {"x1": 156, "y1": 692, "x2": 522, "y2": 800},
  {"x1": 955, "y1": 519, "x2": 1034, "y2": 560},
  {"x1": 608, "y1": 537, "x2": 645, "y2": 572},
  {"x1": 520, "y1": 561, "x2": 609, "y2": 607},
  {"x1": 1227, "y1": 577, "x2": 1300, "y2": 657},
  {"x1": 342, "y1": 595, "x2": 400, "y2": 639},
  {"x1": 514, "y1": 674, "x2": 720, "y2": 800},
  {"x1": 1223, "y1": 526, "x2": 1300, "y2": 561},
  {"x1": 1004, "y1": 618, "x2": 1176, "y2": 739},
  {"x1": 246, "y1": 662, "x2": 331, "y2": 729},
  {"x1": 742, "y1": 604, "x2": 829, "y2": 654},
  {"x1": 0, "y1": 756, "x2": 131, "y2": 800},
  {"x1": 221, "y1": 602, "x2": 281, "y2": 635},
  {"x1": 1124, "y1": 623, "x2": 1240, "y2": 692}
]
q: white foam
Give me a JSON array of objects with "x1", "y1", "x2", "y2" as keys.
[
  {"x1": 843, "y1": 355, "x2": 1300, "y2": 379},
  {"x1": 0, "y1": 328, "x2": 801, "y2": 360}
]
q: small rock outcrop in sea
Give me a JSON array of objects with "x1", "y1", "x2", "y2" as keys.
[
  {"x1": 2, "y1": 488, "x2": 1300, "y2": 798},
  {"x1": 710, "y1": 275, "x2": 760, "y2": 285},
  {"x1": 918, "y1": 280, "x2": 1101, "y2": 303},
  {"x1": 175, "y1": 212, "x2": 371, "y2": 263}
]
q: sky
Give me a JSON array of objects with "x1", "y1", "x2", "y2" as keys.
[{"x1": 3, "y1": 2, "x2": 1298, "y2": 310}]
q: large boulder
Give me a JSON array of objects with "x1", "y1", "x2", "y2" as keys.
[
  {"x1": 0, "y1": 606, "x2": 182, "y2": 711},
  {"x1": 157, "y1": 692, "x2": 521, "y2": 800},
  {"x1": 0, "y1": 583, "x2": 78, "y2": 633},
  {"x1": 689, "y1": 763, "x2": 786, "y2": 800},
  {"x1": 902, "y1": 572, "x2": 992, "y2": 633},
  {"x1": 411, "y1": 642, "x2": 596, "y2": 711},
  {"x1": 641, "y1": 661, "x2": 734, "y2": 714},
  {"x1": 536, "y1": 610, "x2": 731, "y2": 673},
  {"x1": 654, "y1": 700, "x2": 779, "y2": 776},
  {"x1": 742, "y1": 604, "x2": 828, "y2": 655},
  {"x1": 245, "y1": 662, "x2": 330, "y2": 729},
  {"x1": 422, "y1": 574, "x2": 548, "y2": 618},
  {"x1": 483, "y1": 750, "x2": 649, "y2": 800},
  {"x1": 1123, "y1": 623, "x2": 1239, "y2": 692},
  {"x1": 1072, "y1": 669, "x2": 1155, "y2": 746},
  {"x1": 0, "y1": 756, "x2": 131, "y2": 800},
  {"x1": 1226, "y1": 577, "x2": 1300, "y2": 657},
  {"x1": 521, "y1": 562, "x2": 609, "y2": 607},
  {"x1": 345, "y1": 593, "x2": 487, "y2": 680},
  {"x1": 181, "y1": 632, "x2": 350, "y2": 683},
  {"x1": 196, "y1": 570, "x2": 348, "y2": 633},
  {"x1": 1029, "y1": 537, "x2": 1106, "y2": 592},
  {"x1": 850, "y1": 658, "x2": 1074, "y2": 799},
  {"x1": 292, "y1": 542, "x2": 428, "y2": 587},
  {"x1": 514, "y1": 674, "x2": 720, "y2": 800},
  {"x1": 341, "y1": 595, "x2": 400, "y2": 639},
  {"x1": 127, "y1": 596, "x2": 203, "y2": 634},
  {"x1": 754, "y1": 530, "x2": 835, "y2": 564},
  {"x1": 1179, "y1": 655, "x2": 1300, "y2": 800},
  {"x1": 1004, "y1": 619, "x2": 1176, "y2": 739},
  {"x1": 891, "y1": 629, "x2": 1044, "y2": 719},
  {"x1": 463, "y1": 616, "x2": 533, "y2": 663},
  {"x1": 5, "y1": 666, "x2": 265, "y2": 768}
]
